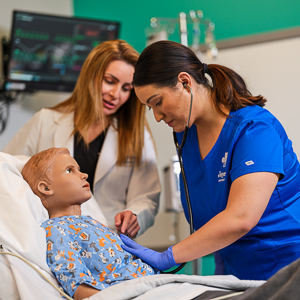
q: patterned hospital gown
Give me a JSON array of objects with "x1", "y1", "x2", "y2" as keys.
[{"x1": 41, "y1": 215, "x2": 157, "y2": 297}]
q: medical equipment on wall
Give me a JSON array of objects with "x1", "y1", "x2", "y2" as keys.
[
  {"x1": 145, "y1": 10, "x2": 218, "y2": 59},
  {"x1": 164, "y1": 155, "x2": 182, "y2": 213}
]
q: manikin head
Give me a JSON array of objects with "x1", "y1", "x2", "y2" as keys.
[{"x1": 22, "y1": 147, "x2": 92, "y2": 218}]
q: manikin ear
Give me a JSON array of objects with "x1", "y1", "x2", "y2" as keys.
[
  {"x1": 177, "y1": 72, "x2": 192, "y2": 88},
  {"x1": 37, "y1": 181, "x2": 54, "y2": 197}
]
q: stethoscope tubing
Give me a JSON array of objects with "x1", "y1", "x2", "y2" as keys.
[{"x1": 163, "y1": 85, "x2": 195, "y2": 274}]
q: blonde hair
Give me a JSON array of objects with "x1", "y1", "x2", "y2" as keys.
[
  {"x1": 51, "y1": 39, "x2": 150, "y2": 166},
  {"x1": 22, "y1": 147, "x2": 70, "y2": 199}
]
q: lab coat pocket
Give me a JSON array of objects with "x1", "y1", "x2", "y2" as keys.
[{"x1": 254, "y1": 243, "x2": 300, "y2": 280}]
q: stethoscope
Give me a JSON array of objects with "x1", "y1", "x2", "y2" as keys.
[{"x1": 164, "y1": 83, "x2": 195, "y2": 274}]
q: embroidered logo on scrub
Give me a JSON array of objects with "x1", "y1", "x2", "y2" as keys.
[
  {"x1": 218, "y1": 171, "x2": 226, "y2": 182},
  {"x1": 245, "y1": 160, "x2": 254, "y2": 166},
  {"x1": 218, "y1": 152, "x2": 228, "y2": 182},
  {"x1": 222, "y1": 152, "x2": 228, "y2": 167}
]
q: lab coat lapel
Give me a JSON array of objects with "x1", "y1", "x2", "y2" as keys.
[
  {"x1": 94, "y1": 125, "x2": 118, "y2": 185},
  {"x1": 53, "y1": 111, "x2": 74, "y2": 155}
]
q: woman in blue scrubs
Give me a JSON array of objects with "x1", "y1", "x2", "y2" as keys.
[{"x1": 120, "y1": 40, "x2": 300, "y2": 280}]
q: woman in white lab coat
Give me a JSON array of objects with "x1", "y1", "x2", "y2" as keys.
[{"x1": 3, "y1": 40, "x2": 160, "y2": 238}]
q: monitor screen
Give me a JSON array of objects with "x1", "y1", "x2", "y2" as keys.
[{"x1": 4, "y1": 10, "x2": 120, "y2": 92}]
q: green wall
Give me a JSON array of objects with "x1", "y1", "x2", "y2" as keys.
[
  {"x1": 73, "y1": 0, "x2": 300, "y2": 53},
  {"x1": 73, "y1": 0, "x2": 299, "y2": 277}
]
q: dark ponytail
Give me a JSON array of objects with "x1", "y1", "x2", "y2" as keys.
[
  {"x1": 133, "y1": 41, "x2": 266, "y2": 114},
  {"x1": 207, "y1": 64, "x2": 266, "y2": 115}
]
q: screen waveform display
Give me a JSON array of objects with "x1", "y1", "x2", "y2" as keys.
[{"x1": 5, "y1": 11, "x2": 120, "y2": 92}]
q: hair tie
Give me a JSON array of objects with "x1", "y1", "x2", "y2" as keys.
[{"x1": 202, "y1": 63, "x2": 208, "y2": 75}]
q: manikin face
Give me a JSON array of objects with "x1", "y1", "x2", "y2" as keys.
[
  {"x1": 101, "y1": 60, "x2": 135, "y2": 116},
  {"x1": 135, "y1": 82, "x2": 192, "y2": 133},
  {"x1": 48, "y1": 154, "x2": 92, "y2": 208}
]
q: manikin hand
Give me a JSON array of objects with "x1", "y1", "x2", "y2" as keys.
[
  {"x1": 120, "y1": 234, "x2": 179, "y2": 271},
  {"x1": 115, "y1": 210, "x2": 140, "y2": 239}
]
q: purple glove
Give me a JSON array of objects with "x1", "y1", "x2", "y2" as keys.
[{"x1": 120, "y1": 234, "x2": 180, "y2": 271}]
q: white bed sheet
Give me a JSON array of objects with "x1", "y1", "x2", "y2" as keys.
[
  {"x1": 87, "y1": 273, "x2": 264, "y2": 300},
  {"x1": 0, "y1": 252, "x2": 62, "y2": 300},
  {"x1": 0, "y1": 152, "x2": 265, "y2": 300},
  {"x1": 0, "y1": 252, "x2": 264, "y2": 300}
]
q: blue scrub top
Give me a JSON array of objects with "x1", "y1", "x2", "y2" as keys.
[{"x1": 176, "y1": 105, "x2": 300, "y2": 280}]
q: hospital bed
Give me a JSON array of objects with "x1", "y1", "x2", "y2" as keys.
[{"x1": 1, "y1": 151, "x2": 298, "y2": 300}]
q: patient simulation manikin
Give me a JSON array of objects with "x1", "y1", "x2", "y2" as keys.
[
  {"x1": 21, "y1": 147, "x2": 157, "y2": 300},
  {"x1": 42, "y1": 216, "x2": 155, "y2": 297}
]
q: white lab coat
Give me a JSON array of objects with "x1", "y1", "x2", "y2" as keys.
[{"x1": 3, "y1": 108, "x2": 161, "y2": 235}]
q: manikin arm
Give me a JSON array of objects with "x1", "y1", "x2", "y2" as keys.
[{"x1": 74, "y1": 284, "x2": 99, "y2": 300}]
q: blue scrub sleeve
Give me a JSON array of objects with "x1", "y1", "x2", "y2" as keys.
[{"x1": 230, "y1": 120, "x2": 284, "y2": 182}]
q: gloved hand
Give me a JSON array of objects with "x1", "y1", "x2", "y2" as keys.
[{"x1": 120, "y1": 234, "x2": 180, "y2": 271}]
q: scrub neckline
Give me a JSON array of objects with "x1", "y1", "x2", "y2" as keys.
[{"x1": 194, "y1": 111, "x2": 233, "y2": 166}]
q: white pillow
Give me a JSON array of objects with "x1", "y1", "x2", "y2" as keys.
[
  {"x1": 0, "y1": 152, "x2": 107, "y2": 272},
  {"x1": 0, "y1": 152, "x2": 49, "y2": 271}
]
